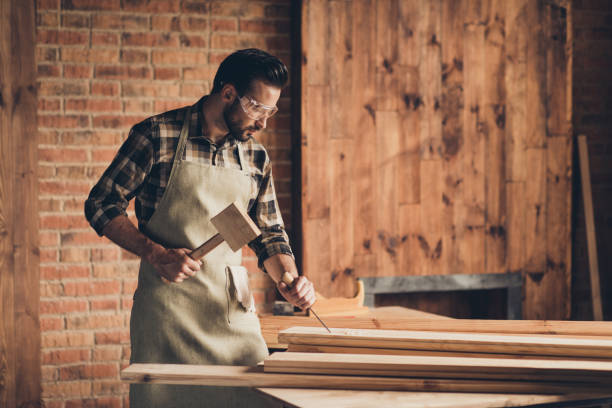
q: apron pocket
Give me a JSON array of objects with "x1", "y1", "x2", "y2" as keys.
[{"x1": 226, "y1": 265, "x2": 256, "y2": 313}]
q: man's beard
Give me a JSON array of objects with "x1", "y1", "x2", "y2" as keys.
[{"x1": 223, "y1": 99, "x2": 260, "y2": 142}]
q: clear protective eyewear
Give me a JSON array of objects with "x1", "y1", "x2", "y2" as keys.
[{"x1": 238, "y1": 95, "x2": 278, "y2": 121}]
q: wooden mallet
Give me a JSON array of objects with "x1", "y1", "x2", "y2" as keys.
[
  {"x1": 160, "y1": 202, "x2": 261, "y2": 283},
  {"x1": 190, "y1": 201, "x2": 261, "y2": 260}
]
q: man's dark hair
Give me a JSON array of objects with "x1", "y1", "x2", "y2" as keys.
[{"x1": 211, "y1": 48, "x2": 288, "y2": 95}]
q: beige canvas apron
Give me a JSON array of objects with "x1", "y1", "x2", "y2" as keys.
[{"x1": 129, "y1": 106, "x2": 270, "y2": 407}]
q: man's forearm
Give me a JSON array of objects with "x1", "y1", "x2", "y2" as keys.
[
  {"x1": 101, "y1": 215, "x2": 163, "y2": 263},
  {"x1": 262, "y1": 253, "x2": 298, "y2": 284}
]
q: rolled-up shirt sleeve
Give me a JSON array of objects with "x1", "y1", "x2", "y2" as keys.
[
  {"x1": 248, "y1": 156, "x2": 293, "y2": 269},
  {"x1": 84, "y1": 123, "x2": 154, "y2": 236}
]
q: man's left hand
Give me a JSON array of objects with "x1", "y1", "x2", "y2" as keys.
[{"x1": 277, "y1": 275, "x2": 316, "y2": 310}]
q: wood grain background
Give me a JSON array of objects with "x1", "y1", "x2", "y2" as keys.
[{"x1": 300, "y1": 0, "x2": 572, "y2": 319}]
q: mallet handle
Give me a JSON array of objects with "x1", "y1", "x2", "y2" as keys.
[{"x1": 190, "y1": 233, "x2": 224, "y2": 260}]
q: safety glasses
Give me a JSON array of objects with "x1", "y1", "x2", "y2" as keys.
[{"x1": 238, "y1": 95, "x2": 278, "y2": 121}]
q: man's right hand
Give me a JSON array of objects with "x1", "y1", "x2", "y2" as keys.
[{"x1": 145, "y1": 246, "x2": 201, "y2": 283}]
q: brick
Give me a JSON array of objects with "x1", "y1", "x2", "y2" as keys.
[
  {"x1": 62, "y1": 13, "x2": 90, "y2": 28},
  {"x1": 64, "y1": 197, "x2": 90, "y2": 211},
  {"x1": 122, "y1": 279, "x2": 138, "y2": 294},
  {"x1": 92, "y1": 115, "x2": 147, "y2": 129},
  {"x1": 92, "y1": 380, "x2": 128, "y2": 396},
  {"x1": 121, "y1": 32, "x2": 179, "y2": 47},
  {"x1": 95, "y1": 330, "x2": 130, "y2": 345},
  {"x1": 38, "y1": 0, "x2": 60, "y2": 9},
  {"x1": 40, "y1": 248, "x2": 59, "y2": 263},
  {"x1": 183, "y1": 66, "x2": 215, "y2": 80},
  {"x1": 90, "y1": 148, "x2": 119, "y2": 162},
  {"x1": 91, "y1": 81, "x2": 120, "y2": 96},
  {"x1": 120, "y1": 248, "x2": 139, "y2": 260},
  {"x1": 61, "y1": 130, "x2": 122, "y2": 145},
  {"x1": 61, "y1": 231, "x2": 106, "y2": 246},
  {"x1": 181, "y1": 82, "x2": 208, "y2": 98},
  {"x1": 92, "y1": 346, "x2": 122, "y2": 361},
  {"x1": 64, "y1": 280, "x2": 121, "y2": 296},
  {"x1": 66, "y1": 313, "x2": 124, "y2": 329},
  {"x1": 266, "y1": 35, "x2": 291, "y2": 51},
  {"x1": 119, "y1": 49, "x2": 149, "y2": 63},
  {"x1": 265, "y1": 4, "x2": 291, "y2": 18},
  {"x1": 178, "y1": 33, "x2": 207, "y2": 48},
  {"x1": 41, "y1": 366, "x2": 58, "y2": 382},
  {"x1": 40, "y1": 299, "x2": 88, "y2": 314},
  {"x1": 37, "y1": 29, "x2": 89, "y2": 45},
  {"x1": 40, "y1": 214, "x2": 90, "y2": 229},
  {"x1": 60, "y1": 247, "x2": 91, "y2": 262},
  {"x1": 60, "y1": 363, "x2": 118, "y2": 380},
  {"x1": 121, "y1": 297, "x2": 133, "y2": 310},
  {"x1": 42, "y1": 331, "x2": 94, "y2": 348},
  {"x1": 54, "y1": 165, "x2": 88, "y2": 180},
  {"x1": 211, "y1": 18, "x2": 237, "y2": 32},
  {"x1": 152, "y1": 50, "x2": 208, "y2": 65},
  {"x1": 123, "y1": 99, "x2": 153, "y2": 113},
  {"x1": 209, "y1": 51, "x2": 230, "y2": 64},
  {"x1": 90, "y1": 247, "x2": 120, "y2": 261},
  {"x1": 39, "y1": 198, "x2": 62, "y2": 211},
  {"x1": 66, "y1": 98, "x2": 122, "y2": 112},
  {"x1": 38, "y1": 64, "x2": 61, "y2": 77},
  {"x1": 39, "y1": 147, "x2": 88, "y2": 162},
  {"x1": 64, "y1": 64, "x2": 92, "y2": 78},
  {"x1": 39, "y1": 81, "x2": 88, "y2": 96},
  {"x1": 40, "y1": 231, "x2": 60, "y2": 247},
  {"x1": 179, "y1": 16, "x2": 208, "y2": 31},
  {"x1": 91, "y1": 298, "x2": 119, "y2": 311},
  {"x1": 40, "y1": 180, "x2": 92, "y2": 196},
  {"x1": 151, "y1": 15, "x2": 180, "y2": 31},
  {"x1": 121, "y1": 0, "x2": 180, "y2": 13},
  {"x1": 92, "y1": 14, "x2": 149, "y2": 30},
  {"x1": 182, "y1": 0, "x2": 209, "y2": 14},
  {"x1": 40, "y1": 315, "x2": 64, "y2": 330},
  {"x1": 92, "y1": 32, "x2": 119, "y2": 46},
  {"x1": 40, "y1": 265, "x2": 90, "y2": 280},
  {"x1": 42, "y1": 348, "x2": 90, "y2": 365},
  {"x1": 94, "y1": 65, "x2": 152, "y2": 80},
  {"x1": 240, "y1": 20, "x2": 290, "y2": 34},
  {"x1": 154, "y1": 67, "x2": 180, "y2": 80},
  {"x1": 154, "y1": 100, "x2": 186, "y2": 112},
  {"x1": 41, "y1": 380, "x2": 92, "y2": 398},
  {"x1": 36, "y1": 46, "x2": 58, "y2": 62},
  {"x1": 122, "y1": 82, "x2": 180, "y2": 97},
  {"x1": 38, "y1": 98, "x2": 61, "y2": 111},
  {"x1": 210, "y1": 2, "x2": 265, "y2": 18},
  {"x1": 37, "y1": 11, "x2": 59, "y2": 27},
  {"x1": 61, "y1": 48, "x2": 119, "y2": 63},
  {"x1": 40, "y1": 282, "x2": 63, "y2": 298},
  {"x1": 211, "y1": 34, "x2": 238, "y2": 49},
  {"x1": 62, "y1": 0, "x2": 120, "y2": 11}
]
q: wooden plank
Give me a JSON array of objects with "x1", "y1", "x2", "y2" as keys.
[
  {"x1": 578, "y1": 135, "x2": 603, "y2": 321},
  {"x1": 329, "y1": 0, "x2": 353, "y2": 140},
  {"x1": 329, "y1": 139, "x2": 355, "y2": 297},
  {"x1": 418, "y1": 160, "x2": 444, "y2": 276},
  {"x1": 483, "y1": 0, "x2": 508, "y2": 274},
  {"x1": 350, "y1": 0, "x2": 377, "y2": 284},
  {"x1": 0, "y1": 0, "x2": 40, "y2": 407},
  {"x1": 524, "y1": 148, "x2": 547, "y2": 275},
  {"x1": 305, "y1": 0, "x2": 329, "y2": 86},
  {"x1": 278, "y1": 327, "x2": 612, "y2": 358},
  {"x1": 458, "y1": 4, "x2": 486, "y2": 275},
  {"x1": 286, "y1": 343, "x2": 612, "y2": 362},
  {"x1": 526, "y1": 0, "x2": 547, "y2": 148},
  {"x1": 418, "y1": 0, "x2": 443, "y2": 161},
  {"x1": 375, "y1": 0, "x2": 400, "y2": 112},
  {"x1": 255, "y1": 388, "x2": 611, "y2": 408},
  {"x1": 376, "y1": 111, "x2": 400, "y2": 278},
  {"x1": 122, "y1": 363, "x2": 612, "y2": 394},
  {"x1": 264, "y1": 352, "x2": 612, "y2": 383}
]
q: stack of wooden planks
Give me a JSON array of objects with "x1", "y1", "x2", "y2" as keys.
[{"x1": 259, "y1": 326, "x2": 612, "y2": 394}]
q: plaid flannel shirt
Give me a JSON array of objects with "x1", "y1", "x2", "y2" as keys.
[{"x1": 84, "y1": 96, "x2": 293, "y2": 268}]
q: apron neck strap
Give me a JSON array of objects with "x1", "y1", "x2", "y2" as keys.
[
  {"x1": 168, "y1": 106, "x2": 192, "y2": 185},
  {"x1": 236, "y1": 140, "x2": 246, "y2": 171}
]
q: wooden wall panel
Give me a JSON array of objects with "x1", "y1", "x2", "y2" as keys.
[
  {"x1": 301, "y1": 0, "x2": 572, "y2": 319},
  {"x1": 0, "y1": 0, "x2": 40, "y2": 406}
]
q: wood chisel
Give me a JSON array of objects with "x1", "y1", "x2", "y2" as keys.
[{"x1": 281, "y1": 272, "x2": 332, "y2": 333}]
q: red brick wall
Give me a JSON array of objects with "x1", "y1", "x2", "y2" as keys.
[
  {"x1": 35, "y1": 0, "x2": 292, "y2": 405},
  {"x1": 571, "y1": 0, "x2": 612, "y2": 320}
]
